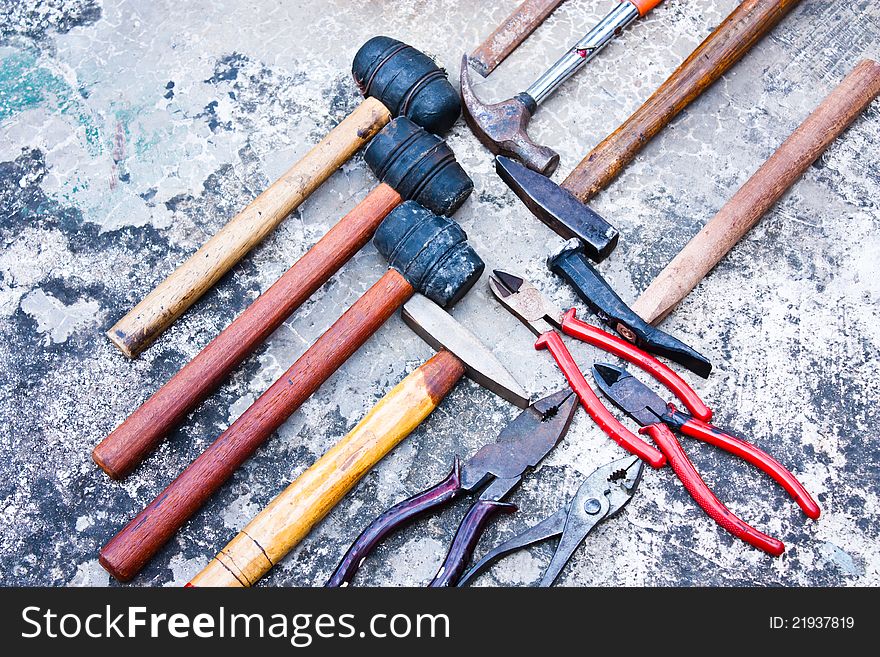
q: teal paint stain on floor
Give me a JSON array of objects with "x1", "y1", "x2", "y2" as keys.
[{"x1": 0, "y1": 48, "x2": 102, "y2": 154}]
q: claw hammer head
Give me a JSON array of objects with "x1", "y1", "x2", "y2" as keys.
[{"x1": 460, "y1": 55, "x2": 560, "y2": 176}]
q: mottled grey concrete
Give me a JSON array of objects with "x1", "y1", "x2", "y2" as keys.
[{"x1": 0, "y1": 0, "x2": 878, "y2": 587}]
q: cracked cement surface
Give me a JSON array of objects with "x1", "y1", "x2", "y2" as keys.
[{"x1": 1, "y1": 0, "x2": 878, "y2": 587}]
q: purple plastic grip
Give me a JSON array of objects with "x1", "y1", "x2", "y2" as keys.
[
  {"x1": 326, "y1": 460, "x2": 463, "y2": 587},
  {"x1": 428, "y1": 499, "x2": 516, "y2": 587}
]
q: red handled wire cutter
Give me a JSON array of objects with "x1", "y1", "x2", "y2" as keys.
[
  {"x1": 592, "y1": 363, "x2": 820, "y2": 556},
  {"x1": 490, "y1": 271, "x2": 820, "y2": 555}
]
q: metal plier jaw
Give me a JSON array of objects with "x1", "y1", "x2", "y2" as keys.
[
  {"x1": 458, "y1": 455, "x2": 644, "y2": 587},
  {"x1": 327, "y1": 390, "x2": 578, "y2": 588},
  {"x1": 592, "y1": 362, "x2": 821, "y2": 557},
  {"x1": 489, "y1": 271, "x2": 711, "y2": 469}
]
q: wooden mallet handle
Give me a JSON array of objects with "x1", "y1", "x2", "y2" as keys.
[
  {"x1": 563, "y1": 0, "x2": 802, "y2": 202},
  {"x1": 189, "y1": 350, "x2": 465, "y2": 587},
  {"x1": 99, "y1": 268, "x2": 415, "y2": 581},
  {"x1": 96, "y1": 118, "x2": 472, "y2": 479},
  {"x1": 100, "y1": 203, "x2": 485, "y2": 581},
  {"x1": 94, "y1": 184, "x2": 402, "y2": 479},
  {"x1": 633, "y1": 59, "x2": 880, "y2": 325},
  {"x1": 107, "y1": 98, "x2": 390, "y2": 358}
]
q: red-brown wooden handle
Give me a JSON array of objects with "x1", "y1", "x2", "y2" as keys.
[
  {"x1": 563, "y1": 0, "x2": 802, "y2": 202},
  {"x1": 99, "y1": 269, "x2": 414, "y2": 581},
  {"x1": 93, "y1": 183, "x2": 402, "y2": 480}
]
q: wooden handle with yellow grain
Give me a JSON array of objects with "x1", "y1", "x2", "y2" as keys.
[
  {"x1": 633, "y1": 59, "x2": 880, "y2": 325},
  {"x1": 107, "y1": 97, "x2": 391, "y2": 358},
  {"x1": 188, "y1": 350, "x2": 466, "y2": 587}
]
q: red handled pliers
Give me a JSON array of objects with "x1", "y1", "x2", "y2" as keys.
[
  {"x1": 490, "y1": 271, "x2": 820, "y2": 555},
  {"x1": 489, "y1": 270, "x2": 711, "y2": 469},
  {"x1": 592, "y1": 363, "x2": 820, "y2": 556}
]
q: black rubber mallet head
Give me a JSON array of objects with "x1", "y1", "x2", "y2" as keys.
[
  {"x1": 375, "y1": 200, "x2": 484, "y2": 307},
  {"x1": 354, "y1": 36, "x2": 461, "y2": 134},
  {"x1": 365, "y1": 116, "x2": 473, "y2": 216}
]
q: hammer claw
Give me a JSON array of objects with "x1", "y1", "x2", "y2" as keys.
[{"x1": 460, "y1": 55, "x2": 560, "y2": 175}]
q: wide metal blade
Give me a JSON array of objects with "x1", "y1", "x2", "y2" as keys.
[
  {"x1": 591, "y1": 363, "x2": 667, "y2": 427},
  {"x1": 402, "y1": 293, "x2": 530, "y2": 408},
  {"x1": 460, "y1": 389, "x2": 577, "y2": 491}
]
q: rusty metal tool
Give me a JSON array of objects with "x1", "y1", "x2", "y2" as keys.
[
  {"x1": 547, "y1": 239, "x2": 711, "y2": 377},
  {"x1": 592, "y1": 363, "x2": 820, "y2": 555},
  {"x1": 461, "y1": 0, "x2": 663, "y2": 175},
  {"x1": 327, "y1": 389, "x2": 578, "y2": 587},
  {"x1": 99, "y1": 202, "x2": 484, "y2": 582},
  {"x1": 468, "y1": 0, "x2": 567, "y2": 78},
  {"x1": 489, "y1": 270, "x2": 713, "y2": 469},
  {"x1": 459, "y1": 455, "x2": 643, "y2": 587},
  {"x1": 188, "y1": 294, "x2": 528, "y2": 587},
  {"x1": 488, "y1": 1, "x2": 804, "y2": 254}
]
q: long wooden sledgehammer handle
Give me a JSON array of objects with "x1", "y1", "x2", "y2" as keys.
[
  {"x1": 93, "y1": 184, "x2": 401, "y2": 480},
  {"x1": 106, "y1": 98, "x2": 391, "y2": 358},
  {"x1": 633, "y1": 59, "x2": 880, "y2": 325},
  {"x1": 99, "y1": 269, "x2": 415, "y2": 581},
  {"x1": 564, "y1": 0, "x2": 802, "y2": 202},
  {"x1": 189, "y1": 350, "x2": 466, "y2": 587}
]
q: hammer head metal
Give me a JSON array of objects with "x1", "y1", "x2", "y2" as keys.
[
  {"x1": 496, "y1": 156, "x2": 619, "y2": 262},
  {"x1": 460, "y1": 55, "x2": 560, "y2": 176},
  {"x1": 402, "y1": 294, "x2": 530, "y2": 408}
]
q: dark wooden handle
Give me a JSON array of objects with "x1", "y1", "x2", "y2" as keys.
[
  {"x1": 563, "y1": 0, "x2": 802, "y2": 202},
  {"x1": 633, "y1": 59, "x2": 880, "y2": 324},
  {"x1": 93, "y1": 183, "x2": 402, "y2": 480},
  {"x1": 99, "y1": 269, "x2": 414, "y2": 582}
]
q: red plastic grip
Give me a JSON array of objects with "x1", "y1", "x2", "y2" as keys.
[
  {"x1": 677, "y1": 412, "x2": 821, "y2": 520},
  {"x1": 640, "y1": 423, "x2": 785, "y2": 556},
  {"x1": 560, "y1": 309, "x2": 712, "y2": 422},
  {"x1": 535, "y1": 331, "x2": 666, "y2": 468}
]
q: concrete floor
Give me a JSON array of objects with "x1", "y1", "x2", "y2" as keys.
[{"x1": 0, "y1": 0, "x2": 878, "y2": 587}]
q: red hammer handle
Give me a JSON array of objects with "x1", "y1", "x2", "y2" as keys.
[
  {"x1": 99, "y1": 268, "x2": 414, "y2": 581},
  {"x1": 563, "y1": 0, "x2": 802, "y2": 202},
  {"x1": 93, "y1": 184, "x2": 402, "y2": 480}
]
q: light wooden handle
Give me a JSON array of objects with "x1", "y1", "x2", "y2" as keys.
[
  {"x1": 633, "y1": 59, "x2": 880, "y2": 324},
  {"x1": 563, "y1": 0, "x2": 801, "y2": 202},
  {"x1": 189, "y1": 350, "x2": 466, "y2": 587},
  {"x1": 107, "y1": 97, "x2": 391, "y2": 358}
]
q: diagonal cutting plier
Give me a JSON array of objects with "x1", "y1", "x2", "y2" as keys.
[
  {"x1": 326, "y1": 389, "x2": 578, "y2": 587},
  {"x1": 489, "y1": 270, "x2": 711, "y2": 469},
  {"x1": 592, "y1": 363, "x2": 820, "y2": 556},
  {"x1": 458, "y1": 455, "x2": 644, "y2": 587},
  {"x1": 490, "y1": 271, "x2": 819, "y2": 555}
]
